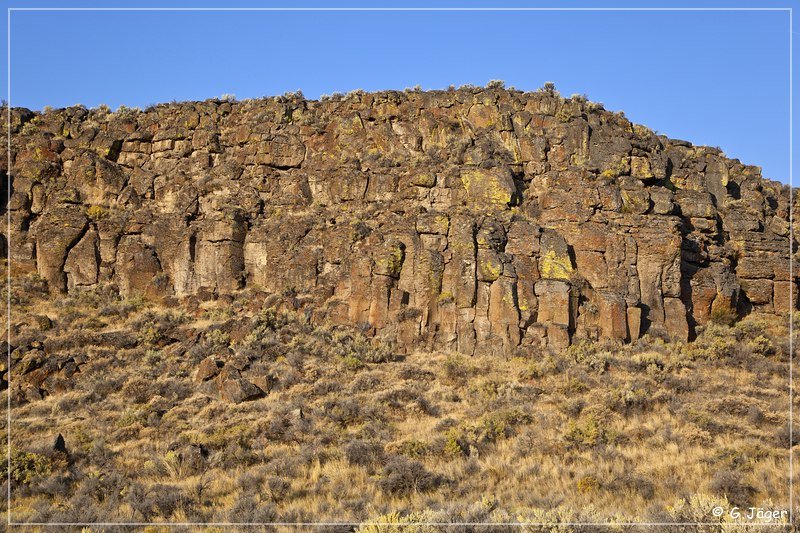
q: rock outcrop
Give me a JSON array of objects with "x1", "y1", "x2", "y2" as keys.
[{"x1": 2, "y1": 87, "x2": 797, "y2": 355}]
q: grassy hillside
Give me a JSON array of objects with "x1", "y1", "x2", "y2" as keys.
[{"x1": 3, "y1": 271, "x2": 797, "y2": 530}]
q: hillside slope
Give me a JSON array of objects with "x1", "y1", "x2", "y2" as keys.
[{"x1": 3, "y1": 279, "x2": 796, "y2": 527}]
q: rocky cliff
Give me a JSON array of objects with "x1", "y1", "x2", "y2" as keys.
[{"x1": 2, "y1": 87, "x2": 797, "y2": 356}]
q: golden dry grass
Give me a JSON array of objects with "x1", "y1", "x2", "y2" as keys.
[{"x1": 2, "y1": 272, "x2": 798, "y2": 531}]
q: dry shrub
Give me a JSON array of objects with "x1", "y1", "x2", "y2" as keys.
[
  {"x1": 708, "y1": 469, "x2": 756, "y2": 507},
  {"x1": 121, "y1": 376, "x2": 153, "y2": 404},
  {"x1": 377, "y1": 456, "x2": 443, "y2": 496},
  {"x1": 344, "y1": 439, "x2": 385, "y2": 468}
]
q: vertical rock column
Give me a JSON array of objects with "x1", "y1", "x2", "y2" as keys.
[{"x1": 534, "y1": 229, "x2": 575, "y2": 350}]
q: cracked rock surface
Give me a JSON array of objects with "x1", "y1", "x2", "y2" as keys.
[{"x1": 2, "y1": 87, "x2": 797, "y2": 355}]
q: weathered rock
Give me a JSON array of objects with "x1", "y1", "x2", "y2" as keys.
[
  {"x1": 596, "y1": 292, "x2": 628, "y2": 341},
  {"x1": 64, "y1": 228, "x2": 99, "y2": 290},
  {"x1": 535, "y1": 280, "x2": 572, "y2": 327},
  {"x1": 195, "y1": 357, "x2": 221, "y2": 382},
  {"x1": 539, "y1": 230, "x2": 573, "y2": 281},
  {"x1": 627, "y1": 306, "x2": 642, "y2": 341},
  {"x1": 2, "y1": 87, "x2": 796, "y2": 357},
  {"x1": 168, "y1": 443, "x2": 207, "y2": 474},
  {"x1": 217, "y1": 368, "x2": 263, "y2": 404},
  {"x1": 460, "y1": 167, "x2": 518, "y2": 210},
  {"x1": 664, "y1": 297, "x2": 690, "y2": 341}
]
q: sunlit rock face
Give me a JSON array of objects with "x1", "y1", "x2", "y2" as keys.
[{"x1": 2, "y1": 87, "x2": 796, "y2": 355}]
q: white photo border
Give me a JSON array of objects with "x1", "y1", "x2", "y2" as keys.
[{"x1": 5, "y1": 5, "x2": 794, "y2": 528}]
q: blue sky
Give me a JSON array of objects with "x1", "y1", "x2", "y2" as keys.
[{"x1": 2, "y1": 1, "x2": 796, "y2": 185}]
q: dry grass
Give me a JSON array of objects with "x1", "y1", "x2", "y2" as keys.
[{"x1": 2, "y1": 272, "x2": 798, "y2": 530}]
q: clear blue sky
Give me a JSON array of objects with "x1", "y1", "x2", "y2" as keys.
[{"x1": 2, "y1": 0, "x2": 796, "y2": 185}]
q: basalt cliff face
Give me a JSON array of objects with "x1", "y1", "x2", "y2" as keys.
[{"x1": 2, "y1": 88, "x2": 797, "y2": 356}]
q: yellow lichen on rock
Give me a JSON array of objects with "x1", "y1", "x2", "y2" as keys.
[
  {"x1": 539, "y1": 249, "x2": 573, "y2": 280},
  {"x1": 383, "y1": 246, "x2": 404, "y2": 278},
  {"x1": 336, "y1": 114, "x2": 364, "y2": 136},
  {"x1": 479, "y1": 258, "x2": 502, "y2": 282},
  {"x1": 412, "y1": 172, "x2": 436, "y2": 188},
  {"x1": 466, "y1": 103, "x2": 497, "y2": 129},
  {"x1": 631, "y1": 156, "x2": 655, "y2": 180},
  {"x1": 600, "y1": 155, "x2": 631, "y2": 179},
  {"x1": 460, "y1": 168, "x2": 516, "y2": 210}
]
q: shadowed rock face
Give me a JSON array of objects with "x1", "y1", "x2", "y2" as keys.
[{"x1": 2, "y1": 87, "x2": 797, "y2": 355}]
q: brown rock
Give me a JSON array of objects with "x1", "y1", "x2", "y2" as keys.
[
  {"x1": 627, "y1": 306, "x2": 642, "y2": 341},
  {"x1": 664, "y1": 298, "x2": 689, "y2": 341},
  {"x1": 6, "y1": 87, "x2": 797, "y2": 356},
  {"x1": 535, "y1": 280, "x2": 571, "y2": 327},
  {"x1": 460, "y1": 167, "x2": 517, "y2": 209},
  {"x1": 218, "y1": 375, "x2": 263, "y2": 404},
  {"x1": 741, "y1": 279, "x2": 773, "y2": 305},
  {"x1": 546, "y1": 324, "x2": 571, "y2": 350},
  {"x1": 597, "y1": 292, "x2": 627, "y2": 341},
  {"x1": 64, "y1": 227, "x2": 99, "y2": 290},
  {"x1": 195, "y1": 357, "x2": 220, "y2": 382},
  {"x1": 774, "y1": 281, "x2": 798, "y2": 313}
]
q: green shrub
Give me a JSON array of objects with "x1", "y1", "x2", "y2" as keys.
[
  {"x1": 443, "y1": 354, "x2": 473, "y2": 384},
  {"x1": 480, "y1": 408, "x2": 530, "y2": 441},
  {"x1": 121, "y1": 376, "x2": 153, "y2": 404},
  {"x1": 86, "y1": 205, "x2": 108, "y2": 219},
  {"x1": 747, "y1": 335, "x2": 774, "y2": 356},
  {"x1": 565, "y1": 341, "x2": 610, "y2": 373},
  {"x1": 342, "y1": 354, "x2": 364, "y2": 371},
  {"x1": 132, "y1": 309, "x2": 187, "y2": 346},
  {"x1": 117, "y1": 407, "x2": 149, "y2": 428},
  {"x1": 610, "y1": 385, "x2": 651, "y2": 414},
  {"x1": 2, "y1": 448, "x2": 52, "y2": 484},
  {"x1": 204, "y1": 328, "x2": 230, "y2": 348},
  {"x1": 734, "y1": 317, "x2": 768, "y2": 340},
  {"x1": 343, "y1": 439, "x2": 384, "y2": 467},
  {"x1": 443, "y1": 431, "x2": 465, "y2": 458},
  {"x1": 562, "y1": 377, "x2": 589, "y2": 394},
  {"x1": 521, "y1": 354, "x2": 561, "y2": 379},
  {"x1": 708, "y1": 469, "x2": 756, "y2": 506},
  {"x1": 629, "y1": 352, "x2": 665, "y2": 372},
  {"x1": 239, "y1": 307, "x2": 291, "y2": 354},
  {"x1": 708, "y1": 307, "x2": 737, "y2": 326},
  {"x1": 389, "y1": 439, "x2": 430, "y2": 459},
  {"x1": 441, "y1": 408, "x2": 529, "y2": 460},
  {"x1": 330, "y1": 330, "x2": 393, "y2": 365},
  {"x1": 684, "y1": 324, "x2": 737, "y2": 359},
  {"x1": 564, "y1": 412, "x2": 613, "y2": 448}
]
